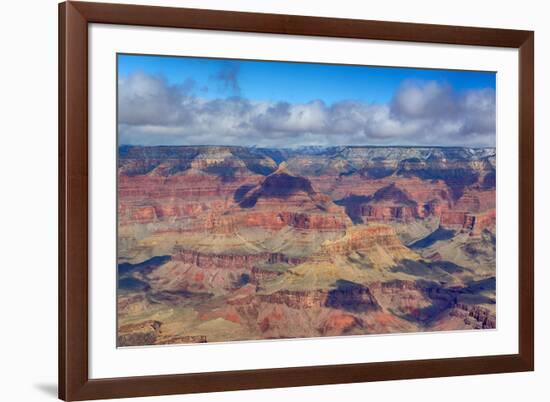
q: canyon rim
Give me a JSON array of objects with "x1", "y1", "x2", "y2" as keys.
[{"x1": 116, "y1": 55, "x2": 497, "y2": 346}]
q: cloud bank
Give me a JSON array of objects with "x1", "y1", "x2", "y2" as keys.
[{"x1": 118, "y1": 71, "x2": 496, "y2": 148}]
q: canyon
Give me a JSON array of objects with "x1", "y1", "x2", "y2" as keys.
[{"x1": 117, "y1": 145, "x2": 496, "y2": 346}]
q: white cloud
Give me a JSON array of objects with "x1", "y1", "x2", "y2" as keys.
[{"x1": 118, "y1": 72, "x2": 496, "y2": 148}]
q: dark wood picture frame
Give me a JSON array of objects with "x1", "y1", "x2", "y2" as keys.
[{"x1": 59, "y1": 1, "x2": 534, "y2": 400}]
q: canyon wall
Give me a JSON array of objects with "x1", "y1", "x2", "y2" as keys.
[{"x1": 117, "y1": 146, "x2": 496, "y2": 345}]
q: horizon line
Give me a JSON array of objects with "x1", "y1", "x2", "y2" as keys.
[{"x1": 118, "y1": 144, "x2": 496, "y2": 150}]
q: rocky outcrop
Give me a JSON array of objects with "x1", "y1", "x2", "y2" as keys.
[
  {"x1": 466, "y1": 210, "x2": 496, "y2": 235},
  {"x1": 440, "y1": 209, "x2": 496, "y2": 235},
  {"x1": 361, "y1": 205, "x2": 416, "y2": 222},
  {"x1": 259, "y1": 289, "x2": 328, "y2": 309},
  {"x1": 145, "y1": 259, "x2": 247, "y2": 294},
  {"x1": 143, "y1": 250, "x2": 305, "y2": 295},
  {"x1": 451, "y1": 304, "x2": 496, "y2": 329},
  {"x1": 118, "y1": 173, "x2": 260, "y2": 225},
  {"x1": 156, "y1": 335, "x2": 207, "y2": 345},
  {"x1": 173, "y1": 249, "x2": 304, "y2": 270},
  {"x1": 318, "y1": 224, "x2": 419, "y2": 265},
  {"x1": 205, "y1": 210, "x2": 349, "y2": 233},
  {"x1": 259, "y1": 282, "x2": 380, "y2": 313},
  {"x1": 325, "y1": 281, "x2": 380, "y2": 312},
  {"x1": 320, "y1": 312, "x2": 363, "y2": 335},
  {"x1": 117, "y1": 320, "x2": 162, "y2": 347},
  {"x1": 250, "y1": 266, "x2": 285, "y2": 283},
  {"x1": 225, "y1": 163, "x2": 352, "y2": 231}
]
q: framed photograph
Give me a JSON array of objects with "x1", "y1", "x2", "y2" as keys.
[{"x1": 59, "y1": 1, "x2": 534, "y2": 400}]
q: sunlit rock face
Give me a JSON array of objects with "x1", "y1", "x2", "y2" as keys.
[{"x1": 117, "y1": 145, "x2": 496, "y2": 346}]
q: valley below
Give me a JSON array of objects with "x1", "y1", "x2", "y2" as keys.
[{"x1": 117, "y1": 145, "x2": 497, "y2": 346}]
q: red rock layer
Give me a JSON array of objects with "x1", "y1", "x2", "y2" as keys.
[
  {"x1": 118, "y1": 172, "x2": 262, "y2": 225},
  {"x1": 440, "y1": 209, "x2": 496, "y2": 234},
  {"x1": 173, "y1": 250, "x2": 305, "y2": 270},
  {"x1": 320, "y1": 225, "x2": 411, "y2": 256}
]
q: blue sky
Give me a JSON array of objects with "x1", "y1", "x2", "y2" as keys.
[
  {"x1": 118, "y1": 54, "x2": 495, "y2": 105},
  {"x1": 117, "y1": 54, "x2": 496, "y2": 147}
]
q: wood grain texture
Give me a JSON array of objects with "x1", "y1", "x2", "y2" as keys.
[
  {"x1": 58, "y1": 1, "x2": 534, "y2": 400},
  {"x1": 72, "y1": 1, "x2": 531, "y2": 47},
  {"x1": 59, "y1": 2, "x2": 89, "y2": 400},
  {"x1": 518, "y1": 32, "x2": 535, "y2": 370}
]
